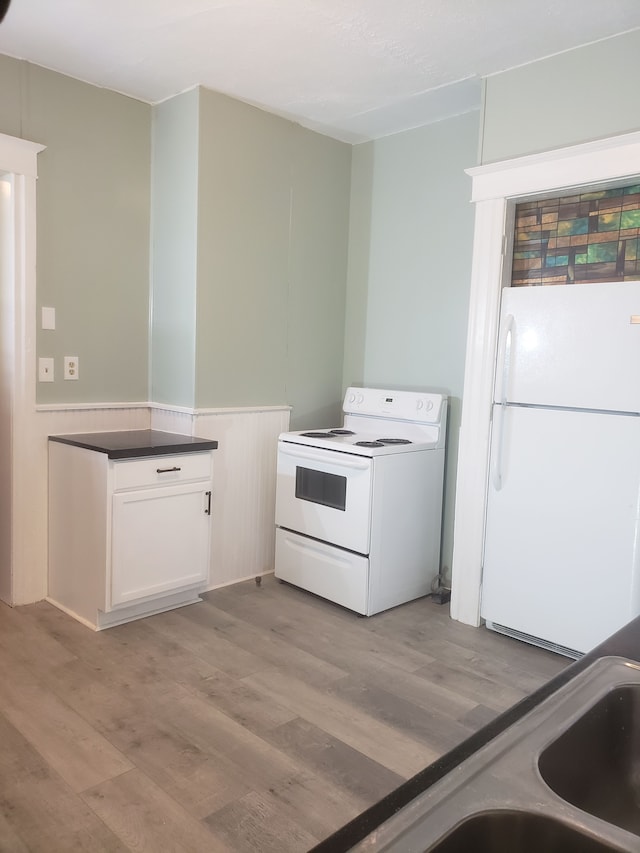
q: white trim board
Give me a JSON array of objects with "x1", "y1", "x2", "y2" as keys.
[
  {"x1": 0, "y1": 133, "x2": 45, "y2": 178},
  {"x1": 36, "y1": 401, "x2": 150, "y2": 412},
  {"x1": 1, "y1": 136, "x2": 46, "y2": 605},
  {"x1": 450, "y1": 130, "x2": 640, "y2": 627},
  {"x1": 38, "y1": 401, "x2": 292, "y2": 415}
]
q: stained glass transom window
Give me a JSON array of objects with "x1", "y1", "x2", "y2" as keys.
[{"x1": 511, "y1": 184, "x2": 640, "y2": 286}]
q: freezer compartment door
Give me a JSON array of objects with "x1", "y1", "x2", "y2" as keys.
[
  {"x1": 495, "y1": 281, "x2": 640, "y2": 412},
  {"x1": 275, "y1": 528, "x2": 369, "y2": 614},
  {"x1": 482, "y1": 405, "x2": 640, "y2": 654}
]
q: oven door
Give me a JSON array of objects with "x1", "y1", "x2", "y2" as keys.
[{"x1": 275, "y1": 442, "x2": 373, "y2": 554}]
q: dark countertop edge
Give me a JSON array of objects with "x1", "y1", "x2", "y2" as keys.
[
  {"x1": 309, "y1": 615, "x2": 640, "y2": 852},
  {"x1": 48, "y1": 430, "x2": 218, "y2": 460}
]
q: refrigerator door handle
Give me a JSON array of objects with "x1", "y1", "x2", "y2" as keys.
[
  {"x1": 497, "y1": 312, "x2": 515, "y2": 405},
  {"x1": 492, "y1": 313, "x2": 514, "y2": 491}
]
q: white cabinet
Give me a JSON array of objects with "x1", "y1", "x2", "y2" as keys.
[{"x1": 48, "y1": 435, "x2": 215, "y2": 630}]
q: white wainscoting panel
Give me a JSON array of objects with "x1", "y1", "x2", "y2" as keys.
[
  {"x1": 39, "y1": 404, "x2": 150, "y2": 434},
  {"x1": 149, "y1": 405, "x2": 195, "y2": 436},
  {"x1": 192, "y1": 407, "x2": 290, "y2": 590}
]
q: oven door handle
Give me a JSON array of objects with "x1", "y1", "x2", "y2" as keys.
[{"x1": 278, "y1": 444, "x2": 371, "y2": 471}]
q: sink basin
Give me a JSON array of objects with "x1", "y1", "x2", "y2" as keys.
[
  {"x1": 426, "y1": 811, "x2": 620, "y2": 853},
  {"x1": 347, "y1": 658, "x2": 640, "y2": 853},
  {"x1": 539, "y1": 683, "x2": 640, "y2": 836}
]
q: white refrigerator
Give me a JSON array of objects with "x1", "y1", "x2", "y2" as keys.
[{"x1": 482, "y1": 281, "x2": 640, "y2": 657}]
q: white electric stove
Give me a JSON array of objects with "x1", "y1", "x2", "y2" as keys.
[{"x1": 274, "y1": 387, "x2": 447, "y2": 615}]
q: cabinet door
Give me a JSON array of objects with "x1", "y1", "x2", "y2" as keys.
[{"x1": 110, "y1": 482, "x2": 211, "y2": 609}]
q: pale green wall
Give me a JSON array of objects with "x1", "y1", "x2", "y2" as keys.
[
  {"x1": 481, "y1": 30, "x2": 640, "y2": 163},
  {"x1": 0, "y1": 54, "x2": 22, "y2": 138},
  {"x1": 194, "y1": 88, "x2": 351, "y2": 428},
  {"x1": 285, "y1": 125, "x2": 351, "y2": 427},
  {"x1": 0, "y1": 58, "x2": 151, "y2": 403},
  {"x1": 150, "y1": 90, "x2": 199, "y2": 407},
  {"x1": 343, "y1": 111, "x2": 480, "y2": 578},
  {"x1": 342, "y1": 143, "x2": 374, "y2": 388},
  {"x1": 0, "y1": 55, "x2": 350, "y2": 418},
  {"x1": 29, "y1": 65, "x2": 151, "y2": 403},
  {"x1": 195, "y1": 90, "x2": 290, "y2": 411}
]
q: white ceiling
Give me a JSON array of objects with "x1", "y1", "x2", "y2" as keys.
[{"x1": 1, "y1": 0, "x2": 640, "y2": 143}]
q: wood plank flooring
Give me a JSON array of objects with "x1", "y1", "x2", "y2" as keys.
[{"x1": 0, "y1": 576, "x2": 568, "y2": 852}]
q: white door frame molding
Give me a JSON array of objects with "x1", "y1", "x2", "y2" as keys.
[
  {"x1": 0, "y1": 133, "x2": 46, "y2": 604},
  {"x1": 450, "y1": 130, "x2": 640, "y2": 626}
]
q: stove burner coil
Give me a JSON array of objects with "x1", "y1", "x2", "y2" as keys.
[
  {"x1": 300, "y1": 431, "x2": 337, "y2": 438},
  {"x1": 329, "y1": 429, "x2": 355, "y2": 435},
  {"x1": 377, "y1": 438, "x2": 412, "y2": 445},
  {"x1": 355, "y1": 440, "x2": 385, "y2": 447}
]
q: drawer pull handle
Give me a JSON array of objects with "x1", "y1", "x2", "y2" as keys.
[
  {"x1": 205, "y1": 490, "x2": 212, "y2": 515},
  {"x1": 156, "y1": 466, "x2": 181, "y2": 474}
]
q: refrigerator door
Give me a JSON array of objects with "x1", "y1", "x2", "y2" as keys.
[
  {"x1": 495, "y1": 281, "x2": 640, "y2": 413},
  {"x1": 482, "y1": 404, "x2": 640, "y2": 655}
]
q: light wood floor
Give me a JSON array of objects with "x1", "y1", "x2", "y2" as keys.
[{"x1": 0, "y1": 575, "x2": 567, "y2": 852}]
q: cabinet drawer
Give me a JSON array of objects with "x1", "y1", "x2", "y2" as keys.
[{"x1": 113, "y1": 452, "x2": 212, "y2": 491}]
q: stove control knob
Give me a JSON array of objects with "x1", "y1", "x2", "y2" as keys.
[
  {"x1": 416, "y1": 400, "x2": 424, "y2": 410},
  {"x1": 348, "y1": 393, "x2": 356, "y2": 404},
  {"x1": 356, "y1": 394, "x2": 364, "y2": 404}
]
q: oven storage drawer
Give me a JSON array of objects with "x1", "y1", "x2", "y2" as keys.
[{"x1": 275, "y1": 529, "x2": 369, "y2": 614}]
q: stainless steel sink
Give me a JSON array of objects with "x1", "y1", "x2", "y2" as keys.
[
  {"x1": 351, "y1": 657, "x2": 640, "y2": 852},
  {"x1": 425, "y1": 810, "x2": 622, "y2": 853},
  {"x1": 539, "y1": 684, "x2": 640, "y2": 836}
]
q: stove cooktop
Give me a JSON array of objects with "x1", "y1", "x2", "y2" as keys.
[
  {"x1": 281, "y1": 387, "x2": 447, "y2": 457},
  {"x1": 280, "y1": 428, "x2": 437, "y2": 457}
]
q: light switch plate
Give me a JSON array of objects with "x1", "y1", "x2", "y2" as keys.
[
  {"x1": 41, "y1": 307, "x2": 55, "y2": 330},
  {"x1": 38, "y1": 357, "x2": 54, "y2": 382}
]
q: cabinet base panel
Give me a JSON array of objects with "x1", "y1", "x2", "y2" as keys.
[{"x1": 46, "y1": 589, "x2": 203, "y2": 631}]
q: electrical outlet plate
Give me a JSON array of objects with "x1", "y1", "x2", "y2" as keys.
[{"x1": 64, "y1": 356, "x2": 79, "y2": 380}]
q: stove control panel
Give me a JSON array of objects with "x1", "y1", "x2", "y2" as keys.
[{"x1": 343, "y1": 387, "x2": 444, "y2": 422}]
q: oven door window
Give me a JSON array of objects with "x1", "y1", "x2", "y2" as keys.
[{"x1": 295, "y1": 466, "x2": 346, "y2": 511}]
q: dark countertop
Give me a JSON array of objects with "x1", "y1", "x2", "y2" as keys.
[
  {"x1": 48, "y1": 429, "x2": 218, "y2": 460},
  {"x1": 311, "y1": 613, "x2": 640, "y2": 852}
]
